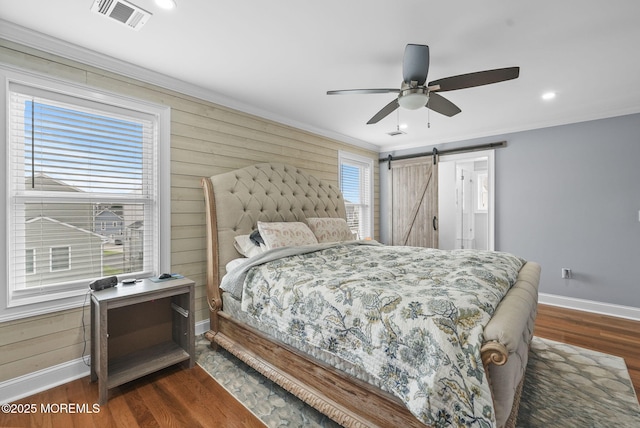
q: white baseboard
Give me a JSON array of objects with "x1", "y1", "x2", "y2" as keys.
[
  {"x1": 539, "y1": 293, "x2": 640, "y2": 321},
  {"x1": 0, "y1": 356, "x2": 90, "y2": 405},
  {"x1": 0, "y1": 319, "x2": 210, "y2": 404}
]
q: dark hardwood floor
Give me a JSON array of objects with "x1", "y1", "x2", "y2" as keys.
[
  {"x1": 2, "y1": 304, "x2": 638, "y2": 427},
  {"x1": 0, "y1": 363, "x2": 265, "y2": 428}
]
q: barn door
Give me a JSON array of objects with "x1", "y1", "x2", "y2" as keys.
[{"x1": 390, "y1": 155, "x2": 438, "y2": 247}]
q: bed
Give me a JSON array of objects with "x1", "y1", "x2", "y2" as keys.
[{"x1": 201, "y1": 163, "x2": 540, "y2": 428}]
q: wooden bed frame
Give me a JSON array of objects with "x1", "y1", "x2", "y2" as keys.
[{"x1": 201, "y1": 163, "x2": 540, "y2": 428}]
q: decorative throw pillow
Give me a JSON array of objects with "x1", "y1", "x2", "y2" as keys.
[
  {"x1": 307, "y1": 217, "x2": 356, "y2": 243},
  {"x1": 257, "y1": 221, "x2": 318, "y2": 250}
]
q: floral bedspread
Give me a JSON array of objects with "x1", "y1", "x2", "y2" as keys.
[{"x1": 233, "y1": 242, "x2": 525, "y2": 427}]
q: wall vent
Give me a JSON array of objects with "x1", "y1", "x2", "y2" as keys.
[{"x1": 91, "y1": 0, "x2": 152, "y2": 31}]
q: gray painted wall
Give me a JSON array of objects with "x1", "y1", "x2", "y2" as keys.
[{"x1": 380, "y1": 113, "x2": 640, "y2": 308}]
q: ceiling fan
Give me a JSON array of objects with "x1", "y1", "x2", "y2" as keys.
[{"x1": 327, "y1": 44, "x2": 520, "y2": 124}]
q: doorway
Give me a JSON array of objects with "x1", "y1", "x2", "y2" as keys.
[{"x1": 437, "y1": 150, "x2": 495, "y2": 250}]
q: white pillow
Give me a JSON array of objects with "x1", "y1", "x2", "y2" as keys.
[
  {"x1": 257, "y1": 221, "x2": 318, "y2": 250},
  {"x1": 307, "y1": 217, "x2": 355, "y2": 243},
  {"x1": 233, "y1": 234, "x2": 264, "y2": 258}
]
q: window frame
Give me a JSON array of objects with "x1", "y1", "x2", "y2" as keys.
[
  {"x1": 338, "y1": 151, "x2": 374, "y2": 240},
  {"x1": 0, "y1": 64, "x2": 171, "y2": 322}
]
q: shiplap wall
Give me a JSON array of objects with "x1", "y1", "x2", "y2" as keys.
[{"x1": 0, "y1": 39, "x2": 379, "y2": 382}]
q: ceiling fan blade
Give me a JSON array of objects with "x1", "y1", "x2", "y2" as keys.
[
  {"x1": 327, "y1": 88, "x2": 400, "y2": 95},
  {"x1": 426, "y1": 92, "x2": 461, "y2": 117},
  {"x1": 402, "y1": 44, "x2": 430, "y2": 85},
  {"x1": 367, "y1": 99, "x2": 400, "y2": 124},
  {"x1": 428, "y1": 66, "x2": 520, "y2": 92}
]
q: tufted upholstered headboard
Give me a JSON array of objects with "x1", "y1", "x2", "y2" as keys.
[{"x1": 201, "y1": 163, "x2": 346, "y2": 293}]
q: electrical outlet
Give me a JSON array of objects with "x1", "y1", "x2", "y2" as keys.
[{"x1": 561, "y1": 268, "x2": 572, "y2": 279}]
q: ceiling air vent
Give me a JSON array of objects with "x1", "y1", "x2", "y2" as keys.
[{"x1": 91, "y1": 0, "x2": 152, "y2": 31}]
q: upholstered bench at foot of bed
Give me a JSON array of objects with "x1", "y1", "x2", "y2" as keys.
[{"x1": 482, "y1": 261, "x2": 541, "y2": 428}]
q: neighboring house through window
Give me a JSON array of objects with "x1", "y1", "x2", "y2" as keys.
[
  {"x1": 0, "y1": 64, "x2": 170, "y2": 321},
  {"x1": 338, "y1": 151, "x2": 374, "y2": 240}
]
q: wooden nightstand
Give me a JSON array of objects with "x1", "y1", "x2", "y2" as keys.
[{"x1": 90, "y1": 277, "x2": 195, "y2": 405}]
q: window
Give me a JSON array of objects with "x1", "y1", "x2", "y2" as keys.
[
  {"x1": 50, "y1": 247, "x2": 70, "y2": 272},
  {"x1": 1, "y1": 65, "x2": 170, "y2": 320},
  {"x1": 338, "y1": 151, "x2": 374, "y2": 239},
  {"x1": 25, "y1": 249, "x2": 35, "y2": 275}
]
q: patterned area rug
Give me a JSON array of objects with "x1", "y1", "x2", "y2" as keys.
[
  {"x1": 196, "y1": 336, "x2": 640, "y2": 427},
  {"x1": 517, "y1": 337, "x2": 640, "y2": 427}
]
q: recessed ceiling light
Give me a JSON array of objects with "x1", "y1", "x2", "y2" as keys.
[
  {"x1": 155, "y1": 0, "x2": 177, "y2": 10},
  {"x1": 542, "y1": 92, "x2": 556, "y2": 100},
  {"x1": 399, "y1": 123, "x2": 408, "y2": 129}
]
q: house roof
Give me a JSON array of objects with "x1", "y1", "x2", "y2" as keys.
[
  {"x1": 95, "y1": 209, "x2": 124, "y2": 220},
  {"x1": 25, "y1": 173, "x2": 83, "y2": 192},
  {"x1": 26, "y1": 216, "x2": 105, "y2": 239}
]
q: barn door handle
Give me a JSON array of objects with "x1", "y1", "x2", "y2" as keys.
[{"x1": 432, "y1": 216, "x2": 438, "y2": 231}]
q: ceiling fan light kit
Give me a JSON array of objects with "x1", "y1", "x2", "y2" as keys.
[
  {"x1": 327, "y1": 43, "x2": 520, "y2": 125},
  {"x1": 398, "y1": 87, "x2": 429, "y2": 110}
]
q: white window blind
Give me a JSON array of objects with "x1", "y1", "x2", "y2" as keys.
[
  {"x1": 339, "y1": 152, "x2": 373, "y2": 239},
  {"x1": 7, "y1": 82, "x2": 158, "y2": 306}
]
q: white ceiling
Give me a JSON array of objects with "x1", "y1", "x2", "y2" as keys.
[{"x1": 1, "y1": 0, "x2": 639, "y2": 152}]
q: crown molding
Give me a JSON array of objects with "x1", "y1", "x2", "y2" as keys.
[{"x1": 0, "y1": 19, "x2": 378, "y2": 153}]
